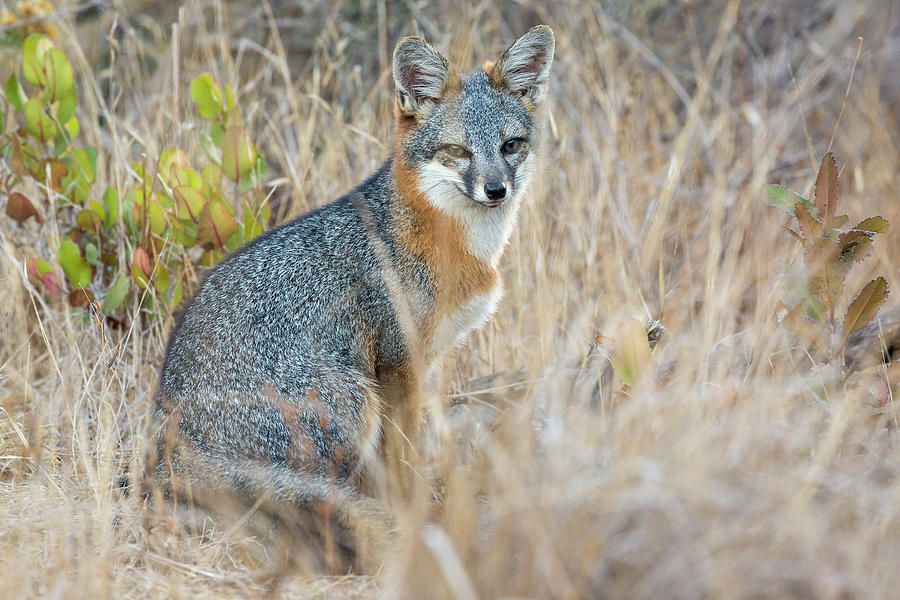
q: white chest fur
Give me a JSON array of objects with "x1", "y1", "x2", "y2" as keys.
[{"x1": 429, "y1": 282, "x2": 503, "y2": 360}]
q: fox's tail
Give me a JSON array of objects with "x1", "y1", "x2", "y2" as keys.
[{"x1": 141, "y1": 437, "x2": 390, "y2": 574}]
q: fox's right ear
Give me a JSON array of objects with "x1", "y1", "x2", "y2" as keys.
[{"x1": 392, "y1": 37, "x2": 451, "y2": 117}]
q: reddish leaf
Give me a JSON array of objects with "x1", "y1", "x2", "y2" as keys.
[
  {"x1": 132, "y1": 247, "x2": 152, "y2": 285},
  {"x1": 41, "y1": 270, "x2": 63, "y2": 295},
  {"x1": 814, "y1": 152, "x2": 838, "y2": 230},
  {"x1": 68, "y1": 288, "x2": 96, "y2": 309},
  {"x1": 6, "y1": 192, "x2": 42, "y2": 223},
  {"x1": 843, "y1": 277, "x2": 889, "y2": 341},
  {"x1": 27, "y1": 258, "x2": 62, "y2": 295},
  {"x1": 795, "y1": 203, "x2": 822, "y2": 241},
  {"x1": 806, "y1": 238, "x2": 844, "y2": 319},
  {"x1": 39, "y1": 159, "x2": 68, "y2": 192}
]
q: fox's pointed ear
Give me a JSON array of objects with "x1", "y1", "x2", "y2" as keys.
[
  {"x1": 491, "y1": 25, "x2": 555, "y2": 104},
  {"x1": 392, "y1": 37, "x2": 451, "y2": 116}
]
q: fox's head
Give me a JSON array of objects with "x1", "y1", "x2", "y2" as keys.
[{"x1": 391, "y1": 26, "x2": 554, "y2": 260}]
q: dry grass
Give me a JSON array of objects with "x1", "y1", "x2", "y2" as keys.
[{"x1": 2, "y1": 0, "x2": 900, "y2": 597}]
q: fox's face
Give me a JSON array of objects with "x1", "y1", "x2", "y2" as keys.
[{"x1": 391, "y1": 26, "x2": 554, "y2": 261}]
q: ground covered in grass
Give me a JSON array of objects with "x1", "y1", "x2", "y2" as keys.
[{"x1": 2, "y1": 1, "x2": 900, "y2": 598}]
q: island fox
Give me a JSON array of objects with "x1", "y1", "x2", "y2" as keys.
[{"x1": 148, "y1": 25, "x2": 554, "y2": 565}]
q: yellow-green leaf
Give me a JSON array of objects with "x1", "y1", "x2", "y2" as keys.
[
  {"x1": 843, "y1": 277, "x2": 889, "y2": 341},
  {"x1": 173, "y1": 185, "x2": 204, "y2": 221},
  {"x1": 22, "y1": 34, "x2": 53, "y2": 87},
  {"x1": 76, "y1": 208, "x2": 102, "y2": 232},
  {"x1": 42, "y1": 48, "x2": 74, "y2": 102},
  {"x1": 190, "y1": 73, "x2": 222, "y2": 119},
  {"x1": 221, "y1": 124, "x2": 257, "y2": 182},
  {"x1": 102, "y1": 187, "x2": 119, "y2": 229},
  {"x1": 197, "y1": 198, "x2": 238, "y2": 248},
  {"x1": 766, "y1": 184, "x2": 813, "y2": 217},
  {"x1": 5, "y1": 73, "x2": 27, "y2": 112},
  {"x1": 57, "y1": 240, "x2": 92, "y2": 289},
  {"x1": 854, "y1": 216, "x2": 888, "y2": 234},
  {"x1": 102, "y1": 276, "x2": 130, "y2": 315},
  {"x1": 24, "y1": 97, "x2": 57, "y2": 141}
]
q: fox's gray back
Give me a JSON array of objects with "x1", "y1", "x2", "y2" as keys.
[{"x1": 157, "y1": 165, "x2": 426, "y2": 476}]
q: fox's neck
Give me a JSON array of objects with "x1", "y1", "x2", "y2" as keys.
[{"x1": 389, "y1": 157, "x2": 500, "y2": 315}]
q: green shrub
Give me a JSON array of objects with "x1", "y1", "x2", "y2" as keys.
[{"x1": 1, "y1": 34, "x2": 270, "y2": 319}]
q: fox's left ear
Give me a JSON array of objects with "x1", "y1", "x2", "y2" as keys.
[
  {"x1": 491, "y1": 25, "x2": 555, "y2": 104},
  {"x1": 393, "y1": 37, "x2": 452, "y2": 117}
]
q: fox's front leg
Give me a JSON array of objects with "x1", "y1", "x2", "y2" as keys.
[{"x1": 369, "y1": 364, "x2": 423, "y2": 499}]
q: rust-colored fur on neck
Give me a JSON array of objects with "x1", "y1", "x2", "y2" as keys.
[{"x1": 391, "y1": 150, "x2": 498, "y2": 353}]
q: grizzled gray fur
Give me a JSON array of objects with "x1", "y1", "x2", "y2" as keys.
[{"x1": 149, "y1": 27, "x2": 554, "y2": 547}]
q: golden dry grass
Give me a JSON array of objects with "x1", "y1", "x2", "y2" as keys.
[{"x1": 2, "y1": 0, "x2": 900, "y2": 597}]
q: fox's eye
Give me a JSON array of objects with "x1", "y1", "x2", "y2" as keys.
[
  {"x1": 501, "y1": 138, "x2": 526, "y2": 154},
  {"x1": 442, "y1": 144, "x2": 471, "y2": 158}
]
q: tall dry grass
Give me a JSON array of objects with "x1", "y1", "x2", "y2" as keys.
[{"x1": 2, "y1": 0, "x2": 900, "y2": 597}]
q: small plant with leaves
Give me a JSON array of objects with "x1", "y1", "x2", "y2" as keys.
[
  {"x1": 767, "y1": 152, "x2": 890, "y2": 371},
  {"x1": 1, "y1": 33, "x2": 270, "y2": 321}
]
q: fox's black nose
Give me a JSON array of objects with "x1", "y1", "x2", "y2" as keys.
[{"x1": 484, "y1": 181, "x2": 507, "y2": 201}]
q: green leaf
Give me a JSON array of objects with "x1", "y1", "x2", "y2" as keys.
[
  {"x1": 22, "y1": 34, "x2": 52, "y2": 87},
  {"x1": 84, "y1": 242, "x2": 100, "y2": 266},
  {"x1": 243, "y1": 203, "x2": 264, "y2": 242},
  {"x1": 157, "y1": 147, "x2": 189, "y2": 186},
  {"x1": 134, "y1": 197, "x2": 168, "y2": 236},
  {"x1": 102, "y1": 187, "x2": 119, "y2": 229},
  {"x1": 61, "y1": 146, "x2": 95, "y2": 203},
  {"x1": 155, "y1": 263, "x2": 170, "y2": 294},
  {"x1": 42, "y1": 49, "x2": 74, "y2": 102},
  {"x1": 102, "y1": 276, "x2": 130, "y2": 315},
  {"x1": 57, "y1": 240, "x2": 92, "y2": 289},
  {"x1": 171, "y1": 218, "x2": 198, "y2": 246},
  {"x1": 197, "y1": 198, "x2": 238, "y2": 248},
  {"x1": 854, "y1": 216, "x2": 888, "y2": 234},
  {"x1": 173, "y1": 185, "x2": 204, "y2": 221},
  {"x1": 6, "y1": 73, "x2": 27, "y2": 112},
  {"x1": 766, "y1": 184, "x2": 812, "y2": 216},
  {"x1": 24, "y1": 97, "x2": 57, "y2": 141},
  {"x1": 201, "y1": 131, "x2": 222, "y2": 164},
  {"x1": 190, "y1": 73, "x2": 223, "y2": 119},
  {"x1": 169, "y1": 275, "x2": 183, "y2": 309},
  {"x1": 843, "y1": 277, "x2": 889, "y2": 341},
  {"x1": 200, "y1": 249, "x2": 225, "y2": 267},
  {"x1": 221, "y1": 124, "x2": 257, "y2": 182},
  {"x1": 76, "y1": 208, "x2": 103, "y2": 232},
  {"x1": 814, "y1": 152, "x2": 838, "y2": 230},
  {"x1": 224, "y1": 85, "x2": 237, "y2": 112},
  {"x1": 56, "y1": 89, "x2": 78, "y2": 125}
]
